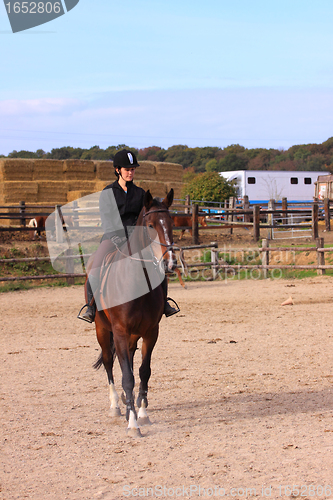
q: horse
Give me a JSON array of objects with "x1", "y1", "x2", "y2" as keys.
[
  {"x1": 89, "y1": 189, "x2": 177, "y2": 436},
  {"x1": 171, "y1": 214, "x2": 208, "y2": 239},
  {"x1": 28, "y1": 216, "x2": 47, "y2": 240},
  {"x1": 29, "y1": 214, "x2": 73, "y2": 240}
]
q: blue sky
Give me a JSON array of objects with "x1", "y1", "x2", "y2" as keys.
[{"x1": 1, "y1": 0, "x2": 333, "y2": 154}]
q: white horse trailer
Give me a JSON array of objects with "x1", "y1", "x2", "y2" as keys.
[{"x1": 219, "y1": 170, "x2": 329, "y2": 204}]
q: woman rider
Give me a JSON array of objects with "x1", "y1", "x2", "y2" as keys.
[{"x1": 78, "y1": 148, "x2": 179, "y2": 323}]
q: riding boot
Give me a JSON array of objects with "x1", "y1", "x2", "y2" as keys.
[
  {"x1": 77, "y1": 276, "x2": 97, "y2": 323},
  {"x1": 161, "y1": 277, "x2": 180, "y2": 317}
]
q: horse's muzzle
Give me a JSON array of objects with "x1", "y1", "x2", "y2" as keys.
[{"x1": 163, "y1": 252, "x2": 177, "y2": 274}]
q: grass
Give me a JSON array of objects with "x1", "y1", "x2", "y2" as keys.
[{"x1": 0, "y1": 244, "x2": 86, "y2": 293}]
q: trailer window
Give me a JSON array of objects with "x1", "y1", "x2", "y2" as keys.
[
  {"x1": 247, "y1": 177, "x2": 256, "y2": 184},
  {"x1": 304, "y1": 178, "x2": 312, "y2": 184},
  {"x1": 290, "y1": 177, "x2": 298, "y2": 185}
]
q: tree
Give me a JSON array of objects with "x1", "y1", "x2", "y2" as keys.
[
  {"x1": 182, "y1": 172, "x2": 236, "y2": 202},
  {"x1": 205, "y1": 159, "x2": 219, "y2": 172},
  {"x1": 219, "y1": 153, "x2": 249, "y2": 171},
  {"x1": 8, "y1": 150, "x2": 37, "y2": 158}
]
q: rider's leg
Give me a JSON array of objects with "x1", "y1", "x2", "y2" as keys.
[
  {"x1": 161, "y1": 277, "x2": 180, "y2": 317},
  {"x1": 77, "y1": 239, "x2": 116, "y2": 323}
]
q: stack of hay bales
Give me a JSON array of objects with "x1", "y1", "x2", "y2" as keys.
[{"x1": 0, "y1": 159, "x2": 183, "y2": 222}]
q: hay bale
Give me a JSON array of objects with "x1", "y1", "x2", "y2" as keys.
[
  {"x1": 0, "y1": 159, "x2": 34, "y2": 181},
  {"x1": 1, "y1": 181, "x2": 38, "y2": 203},
  {"x1": 95, "y1": 181, "x2": 108, "y2": 192},
  {"x1": 166, "y1": 182, "x2": 183, "y2": 200},
  {"x1": 63, "y1": 160, "x2": 96, "y2": 180},
  {"x1": 134, "y1": 161, "x2": 156, "y2": 180},
  {"x1": 94, "y1": 161, "x2": 113, "y2": 181},
  {"x1": 136, "y1": 181, "x2": 169, "y2": 199},
  {"x1": 67, "y1": 191, "x2": 94, "y2": 203},
  {"x1": 67, "y1": 180, "x2": 96, "y2": 192},
  {"x1": 37, "y1": 181, "x2": 68, "y2": 203},
  {"x1": 154, "y1": 162, "x2": 183, "y2": 183},
  {"x1": 33, "y1": 160, "x2": 63, "y2": 180}
]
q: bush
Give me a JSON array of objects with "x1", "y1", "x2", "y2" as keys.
[{"x1": 182, "y1": 172, "x2": 236, "y2": 203}]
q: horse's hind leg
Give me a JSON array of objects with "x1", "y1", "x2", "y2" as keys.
[
  {"x1": 137, "y1": 327, "x2": 159, "y2": 426},
  {"x1": 95, "y1": 324, "x2": 121, "y2": 417},
  {"x1": 114, "y1": 334, "x2": 141, "y2": 436}
]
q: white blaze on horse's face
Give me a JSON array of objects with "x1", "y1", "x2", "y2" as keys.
[
  {"x1": 147, "y1": 212, "x2": 176, "y2": 273},
  {"x1": 158, "y1": 213, "x2": 176, "y2": 273}
]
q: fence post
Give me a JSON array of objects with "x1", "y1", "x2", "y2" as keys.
[
  {"x1": 324, "y1": 198, "x2": 331, "y2": 232},
  {"x1": 312, "y1": 203, "x2": 319, "y2": 240},
  {"x1": 282, "y1": 197, "x2": 288, "y2": 225},
  {"x1": 55, "y1": 204, "x2": 63, "y2": 243},
  {"x1": 73, "y1": 200, "x2": 79, "y2": 228},
  {"x1": 267, "y1": 199, "x2": 275, "y2": 240},
  {"x1": 243, "y1": 195, "x2": 250, "y2": 222},
  {"x1": 253, "y1": 205, "x2": 260, "y2": 242},
  {"x1": 65, "y1": 248, "x2": 75, "y2": 285},
  {"x1": 192, "y1": 203, "x2": 199, "y2": 244},
  {"x1": 185, "y1": 195, "x2": 190, "y2": 214},
  {"x1": 316, "y1": 237, "x2": 325, "y2": 276},
  {"x1": 261, "y1": 238, "x2": 269, "y2": 279},
  {"x1": 228, "y1": 196, "x2": 235, "y2": 234},
  {"x1": 19, "y1": 201, "x2": 26, "y2": 227},
  {"x1": 210, "y1": 242, "x2": 218, "y2": 280}
]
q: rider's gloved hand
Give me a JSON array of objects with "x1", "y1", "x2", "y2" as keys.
[{"x1": 111, "y1": 235, "x2": 124, "y2": 248}]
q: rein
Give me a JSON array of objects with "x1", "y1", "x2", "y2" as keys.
[{"x1": 113, "y1": 207, "x2": 186, "y2": 274}]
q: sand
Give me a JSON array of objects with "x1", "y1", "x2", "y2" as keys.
[{"x1": 1, "y1": 275, "x2": 333, "y2": 500}]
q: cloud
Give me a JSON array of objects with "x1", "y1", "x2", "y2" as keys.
[
  {"x1": 0, "y1": 98, "x2": 82, "y2": 116},
  {"x1": 1, "y1": 88, "x2": 333, "y2": 155}
]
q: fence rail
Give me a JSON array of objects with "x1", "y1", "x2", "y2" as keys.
[
  {"x1": 1, "y1": 238, "x2": 333, "y2": 284},
  {"x1": 0, "y1": 198, "x2": 332, "y2": 243}
]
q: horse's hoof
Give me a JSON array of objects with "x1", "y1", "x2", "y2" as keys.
[
  {"x1": 110, "y1": 407, "x2": 121, "y2": 417},
  {"x1": 137, "y1": 416, "x2": 152, "y2": 426},
  {"x1": 126, "y1": 427, "x2": 142, "y2": 437}
]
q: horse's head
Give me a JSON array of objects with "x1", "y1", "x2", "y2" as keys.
[{"x1": 142, "y1": 189, "x2": 177, "y2": 274}]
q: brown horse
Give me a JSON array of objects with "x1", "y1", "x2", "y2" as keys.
[{"x1": 90, "y1": 189, "x2": 177, "y2": 436}]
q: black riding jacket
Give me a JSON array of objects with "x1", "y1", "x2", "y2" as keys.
[{"x1": 99, "y1": 180, "x2": 145, "y2": 240}]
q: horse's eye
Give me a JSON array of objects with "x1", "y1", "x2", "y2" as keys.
[{"x1": 148, "y1": 224, "x2": 154, "y2": 228}]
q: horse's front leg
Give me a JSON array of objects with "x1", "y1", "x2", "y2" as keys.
[
  {"x1": 137, "y1": 327, "x2": 159, "y2": 426},
  {"x1": 114, "y1": 334, "x2": 141, "y2": 437}
]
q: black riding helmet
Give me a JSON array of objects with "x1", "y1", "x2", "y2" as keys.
[{"x1": 113, "y1": 149, "x2": 140, "y2": 169}]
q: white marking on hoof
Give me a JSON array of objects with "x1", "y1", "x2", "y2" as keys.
[
  {"x1": 127, "y1": 410, "x2": 142, "y2": 437},
  {"x1": 109, "y1": 407, "x2": 121, "y2": 417},
  {"x1": 109, "y1": 383, "x2": 120, "y2": 415},
  {"x1": 137, "y1": 402, "x2": 151, "y2": 426},
  {"x1": 126, "y1": 427, "x2": 142, "y2": 437},
  {"x1": 127, "y1": 409, "x2": 139, "y2": 428}
]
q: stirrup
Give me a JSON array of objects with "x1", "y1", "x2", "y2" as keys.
[
  {"x1": 77, "y1": 304, "x2": 95, "y2": 323},
  {"x1": 164, "y1": 297, "x2": 180, "y2": 317}
]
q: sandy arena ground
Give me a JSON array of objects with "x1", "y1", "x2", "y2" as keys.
[{"x1": 1, "y1": 275, "x2": 333, "y2": 500}]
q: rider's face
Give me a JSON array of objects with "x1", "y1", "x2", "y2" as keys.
[{"x1": 119, "y1": 167, "x2": 135, "y2": 182}]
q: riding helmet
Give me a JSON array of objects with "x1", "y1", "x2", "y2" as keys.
[{"x1": 113, "y1": 149, "x2": 140, "y2": 168}]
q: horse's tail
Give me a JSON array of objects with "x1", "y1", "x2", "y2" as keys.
[{"x1": 93, "y1": 351, "x2": 103, "y2": 370}]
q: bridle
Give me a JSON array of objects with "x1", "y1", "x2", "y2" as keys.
[{"x1": 114, "y1": 207, "x2": 186, "y2": 274}]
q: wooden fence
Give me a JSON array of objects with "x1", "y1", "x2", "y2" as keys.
[
  {"x1": 1, "y1": 238, "x2": 333, "y2": 284},
  {"x1": 174, "y1": 238, "x2": 333, "y2": 280},
  {"x1": 0, "y1": 198, "x2": 332, "y2": 243}
]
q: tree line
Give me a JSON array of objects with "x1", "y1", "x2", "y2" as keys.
[{"x1": 3, "y1": 137, "x2": 333, "y2": 173}]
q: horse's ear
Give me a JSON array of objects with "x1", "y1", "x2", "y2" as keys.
[
  {"x1": 162, "y1": 188, "x2": 174, "y2": 208},
  {"x1": 144, "y1": 190, "x2": 154, "y2": 210}
]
